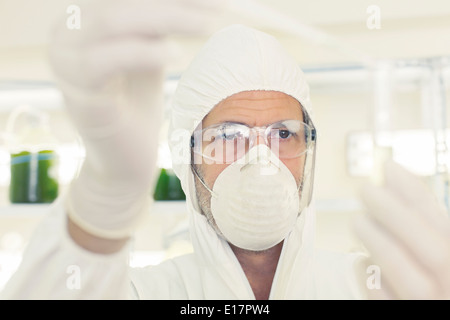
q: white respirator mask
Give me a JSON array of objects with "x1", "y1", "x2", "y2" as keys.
[{"x1": 194, "y1": 144, "x2": 301, "y2": 251}]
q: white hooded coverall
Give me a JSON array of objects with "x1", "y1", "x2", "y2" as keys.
[{"x1": 1, "y1": 25, "x2": 363, "y2": 300}]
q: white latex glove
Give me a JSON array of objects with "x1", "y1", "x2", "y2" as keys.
[
  {"x1": 355, "y1": 160, "x2": 450, "y2": 299},
  {"x1": 48, "y1": 0, "x2": 222, "y2": 239}
]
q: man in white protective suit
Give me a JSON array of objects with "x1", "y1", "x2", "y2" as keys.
[{"x1": 2, "y1": 0, "x2": 450, "y2": 300}]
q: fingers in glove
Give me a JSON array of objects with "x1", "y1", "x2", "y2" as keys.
[
  {"x1": 354, "y1": 214, "x2": 441, "y2": 299},
  {"x1": 359, "y1": 183, "x2": 450, "y2": 285},
  {"x1": 384, "y1": 160, "x2": 448, "y2": 223}
]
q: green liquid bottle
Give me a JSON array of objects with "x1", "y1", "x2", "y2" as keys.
[
  {"x1": 153, "y1": 168, "x2": 186, "y2": 201},
  {"x1": 6, "y1": 106, "x2": 59, "y2": 204},
  {"x1": 10, "y1": 150, "x2": 59, "y2": 203}
]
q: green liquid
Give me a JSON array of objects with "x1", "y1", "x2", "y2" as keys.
[
  {"x1": 153, "y1": 168, "x2": 186, "y2": 201},
  {"x1": 9, "y1": 150, "x2": 59, "y2": 203}
]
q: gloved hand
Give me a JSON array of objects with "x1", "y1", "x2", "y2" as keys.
[
  {"x1": 355, "y1": 160, "x2": 450, "y2": 299},
  {"x1": 48, "y1": 0, "x2": 222, "y2": 239}
]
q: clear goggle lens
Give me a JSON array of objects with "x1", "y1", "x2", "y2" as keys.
[{"x1": 192, "y1": 119, "x2": 316, "y2": 164}]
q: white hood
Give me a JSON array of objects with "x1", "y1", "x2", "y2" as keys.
[{"x1": 168, "y1": 24, "x2": 317, "y2": 299}]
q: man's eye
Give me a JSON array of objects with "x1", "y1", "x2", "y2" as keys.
[
  {"x1": 272, "y1": 129, "x2": 292, "y2": 139},
  {"x1": 221, "y1": 133, "x2": 236, "y2": 140},
  {"x1": 219, "y1": 129, "x2": 239, "y2": 141},
  {"x1": 278, "y1": 129, "x2": 291, "y2": 139}
]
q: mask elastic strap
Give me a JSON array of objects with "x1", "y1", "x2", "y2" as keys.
[{"x1": 191, "y1": 164, "x2": 218, "y2": 198}]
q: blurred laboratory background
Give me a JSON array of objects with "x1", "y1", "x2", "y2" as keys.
[{"x1": 1, "y1": 0, "x2": 450, "y2": 290}]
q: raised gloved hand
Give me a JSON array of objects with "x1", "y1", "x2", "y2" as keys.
[
  {"x1": 355, "y1": 160, "x2": 450, "y2": 299},
  {"x1": 48, "y1": 0, "x2": 222, "y2": 239}
]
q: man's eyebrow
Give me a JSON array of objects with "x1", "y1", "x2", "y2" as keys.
[
  {"x1": 208, "y1": 120, "x2": 249, "y2": 126},
  {"x1": 222, "y1": 121, "x2": 248, "y2": 125},
  {"x1": 212, "y1": 119, "x2": 300, "y2": 127}
]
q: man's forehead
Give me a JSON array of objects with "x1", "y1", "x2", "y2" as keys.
[
  {"x1": 220, "y1": 90, "x2": 298, "y2": 104},
  {"x1": 202, "y1": 90, "x2": 303, "y2": 127}
]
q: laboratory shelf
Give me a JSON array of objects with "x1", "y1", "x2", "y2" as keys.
[
  {"x1": 0, "y1": 199, "x2": 365, "y2": 218},
  {"x1": 0, "y1": 200, "x2": 188, "y2": 218},
  {"x1": 0, "y1": 203, "x2": 51, "y2": 217},
  {"x1": 150, "y1": 200, "x2": 188, "y2": 215}
]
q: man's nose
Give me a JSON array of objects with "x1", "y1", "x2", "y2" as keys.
[
  {"x1": 251, "y1": 130, "x2": 268, "y2": 147},
  {"x1": 247, "y1": 131, "x2": 271, "y2": 165}
]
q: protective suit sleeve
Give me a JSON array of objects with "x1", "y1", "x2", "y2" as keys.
[
  {"x1": 48, "y1": 0, "x2": 223, "y2": 240},
  {"x1": 0, "y1": 195, "x2": 131, "y2": 299}
]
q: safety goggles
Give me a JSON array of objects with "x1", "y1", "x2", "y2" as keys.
[{"x1": 191, "y1": 119, "x2": 316, "y2": 164}]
